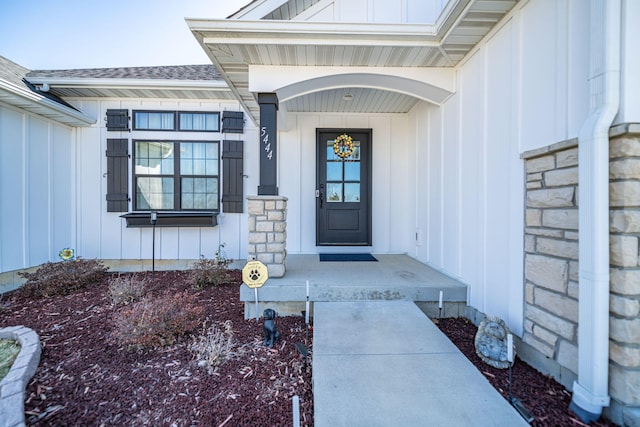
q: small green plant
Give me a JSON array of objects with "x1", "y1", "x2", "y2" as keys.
[
  {"x1": 108, "y1": 274, "x2": 148, "y2": 306},
  {"x1": 18, "y1": 258, "x2": 108, "y2": 298},
  {"x1": 0, "y1": 339, "x2": 21, "y2": 381},
  {"x1": 112, "y1": 290, "x2": 204, "y2": 350},
  {"x1": 189, "y1": 244, "x2": 233, "y2": 289},
  {"x1": 190, "y1": 320, "x2": 240, "y2": 374}
]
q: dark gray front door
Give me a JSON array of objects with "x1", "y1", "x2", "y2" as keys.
[{"x1": 316, "y1": 129, "x2": 372, "y2": 246}]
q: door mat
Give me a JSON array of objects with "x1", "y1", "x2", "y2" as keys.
[{"x1": 319, "y1": 253, "x2": 378, "y2": 262}]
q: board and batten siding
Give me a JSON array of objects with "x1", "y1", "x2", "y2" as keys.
[
  {"x1": 404, "y1": 0, "x2": 596, "y2": 334},
  {"x1": 0, "y1": 103, "x2": 75, "y2": 273},
  {"x1": 66, "y1": 98, "x2": 254, "y2": 265}
]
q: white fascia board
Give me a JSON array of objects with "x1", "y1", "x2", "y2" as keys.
[
  {"x1": 189, "y1": 19, "x2": 439, "y2": 44},
  {"x1": 26, "y1": 77, "x2": 229, "y2": 91},
  {"x1": 0, "y1": 80, "x2": 95, "y2": 126},
  {"x1": 248, "y1": 65, "x2": 455, "y2": 94}
]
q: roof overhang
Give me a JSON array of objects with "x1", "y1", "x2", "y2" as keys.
[
  {"x1": 25, "y1": 77, "x2": 235, "y2": 101},
  {"x1": 187, "y1": 0, "x2": 518, "y2": 123},
  {"x1": 0, "y1": 79, "x2": 96, "y2": 127}
]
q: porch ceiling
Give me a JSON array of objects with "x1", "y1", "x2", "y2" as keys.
[{"x1": 187, "y1": 0, "x2": 518, "y2": 123}]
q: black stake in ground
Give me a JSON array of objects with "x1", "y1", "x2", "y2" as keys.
[{"x1": 508, "y1": 334, "x2": 535, "y2": 423}]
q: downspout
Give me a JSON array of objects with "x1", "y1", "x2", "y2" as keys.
[{"x1": 570, "y1": 0, "x2": 621, "y2": 422}]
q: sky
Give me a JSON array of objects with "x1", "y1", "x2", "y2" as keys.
[{"x1": 0, "y1": 0, "x2": 251, "y2": 70}]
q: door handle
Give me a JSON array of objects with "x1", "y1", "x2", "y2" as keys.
[{"x1": 318, "y1": 190, "x2": 324, "y2": 208}]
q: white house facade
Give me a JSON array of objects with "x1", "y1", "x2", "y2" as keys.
[{"x1": 1, "y1": 0, "x2": 639, "y2": 424}]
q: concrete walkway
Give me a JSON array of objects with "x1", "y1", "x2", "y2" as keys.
[{"x1": 313, "y1": 301, "x2": 529, "y2": 427}]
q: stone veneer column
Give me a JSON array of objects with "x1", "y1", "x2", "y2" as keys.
[
  {"x1": 247, "y1": 195, "x2": 287, "y2": 278},
  {"x1": 522, "y1": 124, "x2": 640, "y2": 425},
  {"x1": 607, "y1": 124, "x2": 640, "y2": 424},
  {"x1": 522, "y1": 139, "x2": 580, "y2": 375}
]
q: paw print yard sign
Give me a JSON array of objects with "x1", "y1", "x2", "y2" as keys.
[{"x1": 242, "y1": 260, "x2": 269, "y2": 288}]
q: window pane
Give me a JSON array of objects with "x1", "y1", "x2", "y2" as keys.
[
  {"x1": 344, "y1": 183, "x2": 360, "y2": 202},
  {"x1": 135, "y1": 142, "x2": 174, "y2": 174},
  {"x1": 134, "y1": 112, "x2": 175, "y2": 130},
  {"x1": 136, "y1": 177, "x2": 174, "y2": 210},
  {"x1": 326, "y1": 142, "x2": 339, "y2": 161},
  {"x1": 350, "y1": 141, "x2": 361, "y2": 160},
  {"x1": 179, "y1": 113, "x2": 219, "y2": 131},
  {"x1": 180, "y1": 142, "x2": 217, "y2": 176},
  {"x1": 181, "y1": 177, "x2": 218, "y2": 209},
  {"x1": 326, "y1": 183, "x2": 342, "y2": 202},
  {"x1": 327, "y1": 162, "x2": 342, "y2": 181},
  {"x1": 344, "y1": 162, "x2": 360, "y2": 181}
]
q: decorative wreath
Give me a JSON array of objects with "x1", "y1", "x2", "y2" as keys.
[{"x1": 333, "y1": 133, "x2": 354, "y2": 159}]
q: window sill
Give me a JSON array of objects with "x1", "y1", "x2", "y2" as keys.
[{"x1": 121, "y1": 212, "x2": 218, "y2": 228}]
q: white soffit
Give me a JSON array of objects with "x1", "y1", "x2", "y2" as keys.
[
  {"x1": 188, "y1": 0, "x2": 518, "y2": 122},
  {"x1": 0, "y1": 80, "x2": 95, "y2": 127},
  {"x1": 25, "y1": 77, "x2": 234, "y2": 101}
]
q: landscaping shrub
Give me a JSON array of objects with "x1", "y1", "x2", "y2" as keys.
[
  {"x1": 190, "y1": 320, "x2": 240, "y2": 374},
  {"x1": 112, "y1": 291, "x2": 204, "y2": 350},
  {"x1": 0, "y1": 339, "x2": 21, "y2": 381},
  {"x1": 189, "y1": 246, "x2": 233, "y2": 289},
  {"x1": 18, "y1": 259, "x2": 108, "y2": 298},
  {"x1": 108, "y1": 274, "x2": 147, "y2": 306}
]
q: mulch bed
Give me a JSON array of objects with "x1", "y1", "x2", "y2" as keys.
[
  {"x1": 1, "y1": 271, "x2": 312, "y2": 426},
  {"x1": 1, "y1": 270, "x2": 618, "y2": 426},
  {"x1": 437, "y1": 317, "x2": 616, "y2": 427}
]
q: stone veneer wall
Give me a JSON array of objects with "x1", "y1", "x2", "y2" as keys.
[
  {"x1": 522, "y1": 124, "x2": 640, "y2": 425},
  {"x1": 607, "y1": 124, "x2": 640, "y2": 424},
  {"x1": 247, "y1": 195, "x2": 287, "y2": 278},
  {"x1": 523, "y1": 139, "x2": 580, "y2": 376}
]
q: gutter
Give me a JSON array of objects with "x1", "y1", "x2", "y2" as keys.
[
  {"x1": 0, "y1": 80, "x2": 96, "y2": 126},
  {"x1": 570, "y1": 0, "x2": 621, "y2": 422},
  {"x1": 25, "y1": 77, "x2": 229, "y2": 91}
]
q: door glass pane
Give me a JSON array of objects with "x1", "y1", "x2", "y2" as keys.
[
  {"x1": 327, "y1": 162, "x2": 343, "y2": 181},
  {"x1": 344, "y1": 162, "x2": 360, "y2": 181},
  {"x1": 350, "y1": 141, "x2": 361, "y2": 160},
  {"x1": 326, "y1": 183, "x2": 342, "y2": 202},
  {"x1": 344, "y1": 183, "x2": 360, "y2": 202},
  {"x1": 326, "y1": 142, "x2": 339, "y2": 161}
]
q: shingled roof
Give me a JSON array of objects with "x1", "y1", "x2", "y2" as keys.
[
  {"x1": 26, "y1": 64, "x2": 222, "y2": 81},
  {"x1": 0, "y1": 56, "x2": 31, "y2": 88},
  {"x1": 0, "y1": 56, "x2": 95, "y2": 126}
]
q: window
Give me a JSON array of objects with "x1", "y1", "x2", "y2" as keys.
[
  {"x1": 133, "y1": 111, "x2": 175, "y2": 130},
  {"x1": 179, "y1": 112, "x2": 220, "y2": 132},
  {"x1": 133, "y1": 140, "x2": 219, "y2": 211},
  {"x1": 132, "y1": 110, "x2": 221, "y2": 132}
]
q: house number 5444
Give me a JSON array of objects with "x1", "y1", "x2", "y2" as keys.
[{"x1": 261, "y1": 127, "x2": 273, "y2": 160}]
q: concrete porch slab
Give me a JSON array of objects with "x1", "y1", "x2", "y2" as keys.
[{"x1": 240, "y1": 254, "x2": 468, "y2": 318}]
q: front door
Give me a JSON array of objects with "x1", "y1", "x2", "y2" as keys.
[{"x1": 316, "y1": 129, "x2": 372, "y2": 246}]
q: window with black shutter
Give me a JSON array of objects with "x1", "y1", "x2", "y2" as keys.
[
  {"x1": 105, "y1": 139, "x2": 129, "y2": 212},
  {"x1": 106, "y1": 109, "x2": 129, "y2": 131},
  {"x1": 222, "y1": 140, "x2": 244, "y2": 213},
  {"x1": 222, "y1": 111, "x2": 244, "y2": 133}
]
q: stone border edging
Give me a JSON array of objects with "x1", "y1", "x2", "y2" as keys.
[{"x1": 0, "y1": 326, "x2": 41, "y2": 427}]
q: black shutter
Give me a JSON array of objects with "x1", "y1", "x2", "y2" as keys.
[
  {"x1": 222, "y1": 111, "x2": 244, "y2": 133},
  {"x1": 105, "y1": 139, "x2": 129, "y2": 212},
  {"x1": 106, "y1": 109, "x2": 129, "y2": 131},
  {"x1": 222, "y1": 140, "x2": 244, "y2": 213}
]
